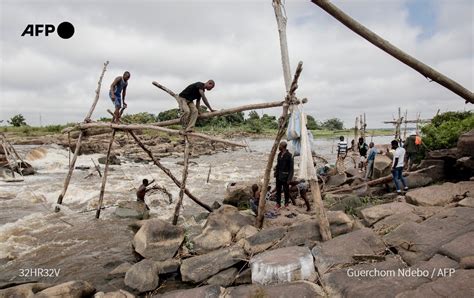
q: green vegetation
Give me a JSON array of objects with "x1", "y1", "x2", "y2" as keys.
[
  {"x1": 421, "y1": 111, "x2": 474, "y2": 150},
  {"x1": 8, "y1": 114, "x2": 27, "y2": 127}
]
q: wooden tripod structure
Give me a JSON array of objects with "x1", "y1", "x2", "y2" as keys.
[{"x1": 383, "y1": 107, "x2": 431, "y2": 141}]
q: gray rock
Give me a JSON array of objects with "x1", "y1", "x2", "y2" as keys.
[
  {"x1": 360, "y1": 202, "x2": 417, "y2": 226},
  {"x1": 312, "y1": 228, "x2": 386, "y2": 274},
  {"x1": 98, "y1": 154, "x2": 121, "y2": 165},
  {"x1": 373, "y1": 212, "x2": 422, "y2": 235},
  {"x1": 108, "y1": 262, "x2": 132, "y2": 278},
  {"x1": 133, "y1": 219, "x2": 184, "y2": 261},
  {"x1": 373, "y1": 154, "x2": 392, "y2": 179},
  {"x1": 36, "y1": 281, "x2": 95, "y2": 298},
  {"x1": 234, "y1": 268, "x2": 252, "y2": 285},
  {"x1": 418, "y1": 159, "x2": 445, "y2": 181},
  {"x1": 458, "y1": 196, "x2": 474, "y2": 207},
  {"x1": 326, "y1": 173, "x2": 347, "y2": 187},
  {"x1": 94, "y1": 289, "x2": 135, "y2": 298},
  {"x1": 224, "y1": 281, "x2": 325, "y2": 298},
  {"x1": 276, "y1": 211, "x2": 353, "y2": 248},
  {"x1": 383, "y1": 207, "x2": 474, "y2": 265},
  {"x1": 460, "y1": 256, "x2": 474, "y2": 269},
  {"x1": 250, "y1": 246, "x2": 317, "y2": 285},
  {"x1": 405, "y1": 181, "x2": 474, "y2": 206},
  {"x1": 207, "y1": 267, "x2": 239, "y2": 287},
  {"x1": 154, "y1": 285, "x2": 222, "y2": 298},
  {"x1": 438, "y1": 231, "x2": 474, "y2": 262},
  {"x1": 114, "y1": 201, "x2": 149, "y2": 220},
  {"x1": 457, "y1": 129, "x2": 474, "y2": 157},
  {"x1": 235, "y1": 225, "x2": 259, "y2": 242},
  {"x1": 124, "y1": 259, "x2": 159, "y2": 292},
  {"x1": 396, "y1": 269, "x2": 474, "y2": 298},
  {"x1": 223, "y1": 182, "x2": 253, "y2": 208},
  {"x1": 180, "y1": 246, "x2": 246, "y2": 283},
  {"x1": 0, "y1": 283, "x2": 51, "y2": 298},
  {"x1": 242, "y1": 226, "x2": 287, "y2": 255},
  {"x1": 155, "y1": 259, "x2": 181, "y2": 274},
  {"x1": 192, "y1": 205, "x2": 253, "y2": 254}
]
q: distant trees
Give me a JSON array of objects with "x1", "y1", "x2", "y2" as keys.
[
  {"x1": 8, "y1": 114, "x2": 27, "y2": 127},
  {"x1": 321, "y1": 118, "x2": 344, "y2": 130}
]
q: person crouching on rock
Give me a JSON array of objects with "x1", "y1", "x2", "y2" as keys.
[
  {"x1": 250, "y1": 184, "x2": 260, "y2": 215},
  {"x1": 289, "y1": 179, "x2": 311, "y2": 212},
  {"x1": 137, "y1": 179, "x2": 155, "y2": 209}
]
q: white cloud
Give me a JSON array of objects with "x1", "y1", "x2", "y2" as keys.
[{"x1": 0, "y1": 0, "x2": 472, "y2": 127}]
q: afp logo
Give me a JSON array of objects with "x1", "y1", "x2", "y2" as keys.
[{"x1": 21, "y1": 21, "x2": 75, "y2": 39}]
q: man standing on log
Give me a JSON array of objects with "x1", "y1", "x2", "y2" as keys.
[
  {"x1": 391, "y1": 140, "x2": 408, "y2": 193},
  {"x1": 110, "y1": 71, "x2": 130, "y2": 123},
  {"x1": 274, "y1": 141, "x2": 294, "y2": 209},
  {"x1": 178, "y1": 80, "x2": 216, "y2": 132}
]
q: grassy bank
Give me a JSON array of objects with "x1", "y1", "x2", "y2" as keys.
[{"x1": 1, "y1": 124, "x2": 394, "y2": 139}]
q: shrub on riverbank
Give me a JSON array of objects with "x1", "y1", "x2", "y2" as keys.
[{"x1": 421, "y1": 111, "x2": 474, "y2": 150}]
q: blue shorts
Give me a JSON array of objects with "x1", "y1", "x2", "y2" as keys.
[{"x1": 110, "y1": 92, "x2": 122, "y2": 108}]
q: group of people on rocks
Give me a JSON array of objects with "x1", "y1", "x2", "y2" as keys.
[
  {"x1": 337, "y1": 133, "x2": 421, "y2": 194},
  {"x1": 109, "y1": 71, "x2": 216, "y2": 132}
]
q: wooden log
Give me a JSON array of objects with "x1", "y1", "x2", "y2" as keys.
[
  {"x1": 75, "y1": 122, "x2": 246, "y2": 148},
  {"x1": 309, "y1": 178, "x2": 332, "y2": 241},
  {"x1": 129, "y1": 131, "x2": 213, "y2": 212},
  {"x1": 56, "y1": 61, "x2": 109, "y2": 212},
  {"x1": 273, "y1": 0, "x2": 292, "y2": 92},
  {"x1": 206, "y1": 165, "x2": 212, "y2": 183},
  {"x1": 91, "y1": 158, "x2": 102, "y2": 177},
  {"x1": 326, "y1": 165, "x2": 435, "y2": 194},
  {"x1": 173, "y1": 136, "x2": 191, "y2": 225},
  {"x1": 96, "y1": 130, "x2": 116, "y2": 218},
  {"x1": 310, "y1": 0, "x2": 474, "y2": 104}
]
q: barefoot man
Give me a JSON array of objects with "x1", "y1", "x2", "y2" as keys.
[
  {"x1": 178, "y1": 80, "x2": 216, "y2": 132},
  {"x1": 110, "y1": 71, "x2": 130, "y2": 123}
]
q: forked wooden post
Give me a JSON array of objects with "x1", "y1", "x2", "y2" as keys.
[
  {"x1": 173, "y1": 136, "x2": 191, "y2": 225},
  {"x1": 96, "y1": 130, "x2": 116, "y2": 218},
  {"x1": 354, "y1": 116, "x2": 359, "y2": 144},
  {"x1": 55, "y1": 61, "x2": 109, "y2": 212},
  {"x1": 129, "y1": 131, "x2": 212, "y2": 212}
]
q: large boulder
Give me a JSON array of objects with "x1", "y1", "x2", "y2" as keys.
[
  {"x1": 235, "y1": 225, "x2": 259, "y2": 241},
  {"x1": 223, "y1": 181, "x2": 253, "y2": 208},
  {"x1": 312, "y1": 228, "x2": 386, "y2": 274},
  {"x1": 191, "y1": 205, "x2": 253, "y2": 254},
  {"x1": 155, "y1": 259, "x2": 181, "y2": 275},
  {"x1": 224, "y1": 281, "x2": 325, "y2": 298},
  {"x1": 132, "y1": 219, "x2": 185, "y2": 261},
  {"x1": 405, "y1": 181, "x2": 474, "y2": 206},
  {"x1": 98, "y1": 154, "x2": 121, "y2": 165},
  {"x1": 457, "y1": 129, "x2": 474, "y2": 157},
  {"x1": 36, "y1": 281, "x2": 95, "y2": 298},
  {"x1": 250, "y1": 246, "x2": 317, "y2": 285},
  {"x1": 124, "y1": 259, "x2": 159, "y2": 292},
  {"x1": 383, "y1": 207, "x2": 474, "y2": 265},
  {"x1": 108, "y1": 262, "x2": 132, "y2": 278},
  {"x1": 373, "y1": 154, "x2": 392, "y2": 179},
  {"x1": 154, "y1": 285, "x2": 222, "y2": 298},
  {"x1": 180, "y1": 246, "x2": 246, "y2": 283},
  {"x1": 417, "y1": 159, "x2": 445, "y2": 181},
  {"x1": 458, "y1": 196, "x2": 474, "y2": 207},
  {"x1": 114, "y1": 201, "x2": 149, "y2": 220},
  {"x1": 241, "y1": 226, "x2": 287, "y2": 255}
]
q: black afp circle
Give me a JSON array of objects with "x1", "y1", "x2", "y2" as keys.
[{"x1": 57, "y1": 22, "x2": 74, "y2": 39}]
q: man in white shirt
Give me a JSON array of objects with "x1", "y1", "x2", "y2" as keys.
[{"x1": 391, "y1": 140, "x2": 408, "y2": 193}]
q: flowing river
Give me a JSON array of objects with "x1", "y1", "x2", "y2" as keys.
[{"x1": 0, "y1": 135, "x2": 396, "y2": 291}]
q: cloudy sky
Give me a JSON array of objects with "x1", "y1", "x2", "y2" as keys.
[{"x1": 0, "y1": 0, "x2": 472, "y2": 128}]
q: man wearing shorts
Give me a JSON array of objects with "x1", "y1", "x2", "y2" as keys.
[{"x1": 110, "y1": 71, "x2": 130, "y2": 123}]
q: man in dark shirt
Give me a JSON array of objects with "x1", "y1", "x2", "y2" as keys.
[
  {"x1": 178, "y1": 80, "x2": 216, "y2": 132},
  {"x1": 274, "y1": 141, "x2": 294, "y2": 209},
  {"x1": 136, "y1": 179, "x2": 155, "y2": 209},
  {"x1": 358, "y1": 137, "x2": 368, "y2": 171},
  {"x1": 404, "y1": 134, "x2": 419, "y2": 170}
]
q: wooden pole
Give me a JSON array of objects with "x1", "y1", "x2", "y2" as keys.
[
  {"x1": 273, "y1": 0, "x2": 292, "y2": 93},
  {"x1": 173, "y1": 136, "x2": 191, "y2": 225},
  {"x1": 363, "y1": 113, "x2": 367, "y2": 140},
  {"x1": 206, "y1": 165, "x2": 212, "y2": 183},
  {"x1": 55, "y1": 61, "x2": 109, "y2": 212},
  {"x1": 403, "y1": 110, "x2": 408, "y2": 140},
  {"x1": 354, "y1": 116, "x2": 359, "y2": 144},
  {"x1": 309, "y1": 178, "x2": 331, "y2": 241},
  {"x1": 71, "y1": 122, "x2": 245, "y2": 148},
  {"x1": 255, "y1": 63, "x2": 303, "y2": 228},
  {"x1": 310, "y1": 0, "x2": 473, "y2": 104},
  {"x1": 129, "y1": 131, "x2": 212, "y2": 212},
  {"x1": 96, "y1": 130, "x2": 116, "y2": 219},
  {"x1": 91, "y1": 158, "x2": 102, "y2": 177}
]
